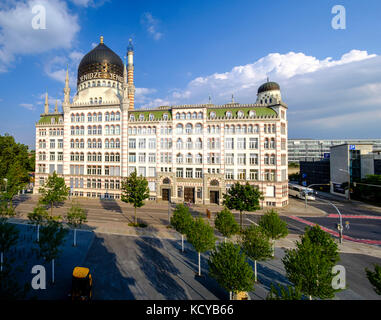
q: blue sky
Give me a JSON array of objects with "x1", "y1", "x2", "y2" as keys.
[{"x1": 1, "y1": 0, "x2": 381, "y2": 148}]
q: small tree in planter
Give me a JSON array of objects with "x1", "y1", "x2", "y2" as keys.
[
  {"x1": 27, "y1": 205, "x2": 50, "y2": 242},
  {"x1": 65, "y1": 203, "x2": 87, "y2": 247},
  {"x1": 37, "y1": 219, "x2": 68, "y2": 284},
  {"x1": 214, "y1": 208, "x2": 239, "y2": 243},
  {"x1": 208, "y1": 241, "x2": 254, "y2": 300},
  {"x1": 121, "y1": 170, "x2": 150, "y2": 226},
  {"x1": 282, "y1": 232, "x2": 340, "y2": 300},
  {"x1": 258, "y1": 209, "x2": 288, "y2": 257},
  {"x1": 170, "y1": 204, "x2": 193, "y2": 252},
  {"x1": 38, "y1": 171, "x2": 69, "y2": 216},
  {"x1": 222, "y1": 182, "x2": 262, "y2": 230},
  {"x1": 240, "y1": 225, "x2": 272, "y2": 282},
  {"x1": 186, "y1": 217, "x2": 216, "y2": 277}
]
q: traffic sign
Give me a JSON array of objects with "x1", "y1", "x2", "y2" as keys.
[{"x1": 349, "y1": 145, "x2": 356, "y2": 150}]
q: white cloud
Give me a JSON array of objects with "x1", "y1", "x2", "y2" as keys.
[
  {"x1": 141, "y1": 12, "x2": 163, "y2": 41},
  {"x1": 70, "y1": 0, "x2": 109, "y2": 8},
  {"x1": 0, "y1": 0, "x2": 80, "y2": 72},
  {"x1": 143, "y1": 49, "x2": 379, "y2": 138},
  {"x1": 44, "y1": 49, "x2": 84, "y2": 88},
  {"x1": 19, "y1": 103, "x2": 35, "y2": 111}
]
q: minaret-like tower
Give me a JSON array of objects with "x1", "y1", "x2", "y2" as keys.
[
  {"x1": 127, "y1": 38, "x2": 135, "y2": 110},
  {"x1": 63, "y1": 66, "x2": 71, "y2": 112},
  {"x1": 54, "y1": 100, "x2": 59, "y2": 113},
  {"x1": 44, "y1": 91, "x2": 49, "y2": 114}
]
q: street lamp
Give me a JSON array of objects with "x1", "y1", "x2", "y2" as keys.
[{"x1": 319, "y1": 198, "x2": 344, "y2": 244}]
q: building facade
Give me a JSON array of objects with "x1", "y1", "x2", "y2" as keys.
[
  {"x1": 34, "y1": 37, "x2": 289, "y2": 207},
  {"x1": 288, "y1": 139, "x2": 381, "y2": 163}
]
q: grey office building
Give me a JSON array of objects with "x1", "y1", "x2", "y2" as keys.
[{"x1": 288, "y1": 139, "x2": 381, "y2": 163}]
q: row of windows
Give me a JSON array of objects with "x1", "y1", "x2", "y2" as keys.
[
  {"x1": 69, "y1": 152, "x2": 121, "y2": 162},
  {"x1": 70, "y1": 125, "x2": 121, "y2": 135},
  {"x1": 71, "y1": 112, "x2": 121, "y2": 123},
  {"x1": 78, "y1": 80, "x2": 121, "y2": 91},
  {"x1": 69, "y1": 177, "x2": 121, "y2": 190}
]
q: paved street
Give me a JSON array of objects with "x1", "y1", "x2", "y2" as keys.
[
  {"x1": 4, "y1": 193, "x2": 381, "y2": 300},
  {"x1": 7, "y1": 223, "x2": 381, "y2": 300}
]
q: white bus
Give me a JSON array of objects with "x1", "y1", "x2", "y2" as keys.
[{"x1": 288, "y1": 183, "x2": 316, "y2": 200}]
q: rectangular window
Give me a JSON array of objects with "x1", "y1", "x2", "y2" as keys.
[
  {"x1": 195, "y1": 168, "x2": 202, "y2": 178},
  {"x1": 50, "y1": 139, "x2": 55, "y2": 149},
  {"x1": 58, "y1": 139, "x2": 63, "y2": 149},
  {"x1": 225, "y1": 169, "x2": 234, "y2": 180},
  {"x1": 186, "y1": 168, "x2": 193, "y2": 178},
  {"x1": 249, "y1": 154, "x2": 258, "y2": 165},
  {"x1": 129, "y1": 139, "x2": 136, "y2": 149},
  {"x1": 148, "y1": 167, "x2": 156, "y2": 177},
  {"x1": 225, "y1": 138, "x2": 234, "y2": 150},
  {"x1": 176, "y1": 168, "x2": 183, "y2": 178}
]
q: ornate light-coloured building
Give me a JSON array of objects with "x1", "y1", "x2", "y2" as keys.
[{"x1": 35, "y1": 37, "x2": 289, "y2": 207}]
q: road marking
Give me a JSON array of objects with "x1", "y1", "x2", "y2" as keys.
[
  {"x1": 327, "y1": 214, "x2": 381, "y2": 220},
  {"x1": 288, "y1": 216, "x2": 381, "y2": 245},
  {"x1": 246, "y1": 218, "x2": 258, "y2": 226}
]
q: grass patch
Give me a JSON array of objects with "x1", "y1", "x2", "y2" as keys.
[{"x1": 128, "y1": 222, "x2": 148, "y2": 228}]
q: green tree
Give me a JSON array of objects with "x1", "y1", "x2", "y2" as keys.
[
  {"x1": 0, "y1": 134, "x2": 33, "y2": 208},
  {"x1": 240, "y1": 225, "x2": 272, "y2": 282},
  {"x1": 266, "y1": 283, "x2": 304, "y2": 300},
  {"x1": 214, "y1": 208, "x2": 239, "y2": 243},
  {"x1": 170, "y1": 204, "x2": 193, "y2": 252},
  {"x1": 282, "y1": 235, "x2": 339, "y2": 300},
  {"x1": 365, "y1": 264, "x2": 381, "y2": 295},
  {"x1": 222, "y1": 182, "x2": 263, "y2": 230},
  {"x1": 38, "y1": 171, "x2": 69, "y2": 216},
  {"x1": 0, "y1": 260, "x2": 30, "y2": 299},
  {"x1": 303, "y1": 225, "x2": 339, "y2": 264},
  {"x1": 121, "y1": 170, "x2": 150, "y2": 226},
  {"x1": 208, "y1": 242, "x2": 254, "y2": 300},
  {"x1": 27, "y1": 205, "x2": 50, "y2": 242},
  {"x1": 0, "y1": 218, "x2": 19, "y2": 272},
  {"x1": 65, "y1": 203, "x2": 87, "y2": 247},
  {"x1": 37, "y1": 219, "x2": 68, "y2": 284},
  {"x1": 258, "y1": 209, "x2": 289, "y2": 256},
  {"x1": 186, "y1": 217, "x2": 216, "y2": 276}
]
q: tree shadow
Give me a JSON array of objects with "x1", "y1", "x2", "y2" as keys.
[
  {"x1": 80, "y1": 234, "x2": 136, "y2": 300},
  {"x1": 99, "y1": 198, "x2": 123, "y2": 214},
  {"x1": 135, "y1": 237, "x2": 188, "y2": 299}
]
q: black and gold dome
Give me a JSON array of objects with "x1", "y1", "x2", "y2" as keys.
[
  {"x1": 77, "y1": 36, "x2": 124, "y2": 85},
  {"x1": 257, "y1": 81, "x2": 280, "y2": 94}
]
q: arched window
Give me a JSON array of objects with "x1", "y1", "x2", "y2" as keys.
[
  {"x1": 176, "y1": 113, "x2": 180, "y2": 119},
  {"x1": 196, "y1": 153, "x2": 202, "y2": 164},
  {"x1": 237, "y1": 110, "x2": 244, "y2": 118},
  {"x1": 110, "y1": 112, "x2": 115, "y2": 121},
  {"x1": 186, "y1": 153, "x2": 193, "y2": 164},
  {"x1": 198, "y1": 112, "x2": 203, "y2": 119},
  {"x1": 210, "y1": 111, "x2": 216, "y2": 119},
  {"x1": 129, "y1": 114, "x2": 135, "y2": 121},
  {"x1": 116, "y1": 112, "x2": 120, "y2": 121},
  {"x1": 176, "y1": 124, "x2": 183, "y2": 134},
  {"x1": 195, "y1": 123, "x2": 202, "y2": 134},
  {"x1": 185, "y1": 123, "x2": 193, "y2": 134},
  {"x1": 105, "y1": 112, "x2": 110, "y2": 121},
  {"x1": 226, "y1": 111, "x2": 232, "y2": 118},
  {"x1": 149, "y1": 113, "x2": 154, "y2": 121},
  {"x1": 249, "y1": 110, "x2": 256, "y2": 117},
  {"x1": 192, "y1": 112, "x2": 197, "y2": 119},
  {"x1": 163, "y1": 113, "x2": 169, "y2": 120},
  {"x1": 176, "y1": 153, "x2": 183, "y2": 164},
  {"x1": 176, "y1": 138, "x2": 183, "y2": 149}
]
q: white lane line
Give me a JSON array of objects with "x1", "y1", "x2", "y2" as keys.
[{"x1": 246, "y1": 218, "x2": 259, "y2": 226}]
